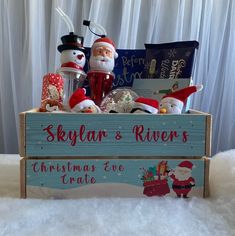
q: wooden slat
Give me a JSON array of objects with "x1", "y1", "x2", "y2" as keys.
[
  {"x1": 25, "y1": 157, "x2": 206, "y2": 199},
  {"x1": 190, "y1": 110, "x2": 212, "y2": 156},
  {"x1": 20, "y1": 158, "x2": 26, "y2": 198},
  {"x1": 26, "y1": 108, "x2": 40, "y2": 113},
  {"x1": 203, "y1": 157, "x2": 210, "y2": 198},
  {"x1": 189, "y1": 109, "x2": 211, "y2": 115},
  {"x1": 205, "y1": 115, "x2": 212, "y2": 156},
  {"x1": 19, "y1": 112, "x2": 26, "y2": 157},
  {"x1": 25, "y1": 111, "x2": 207, "y2": 157},
  {"x1": 26, "y1": 156, "x2": 205, "y2": 160}
]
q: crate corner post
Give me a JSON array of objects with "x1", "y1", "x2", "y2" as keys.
[
  {"x1": 20, "y1": 158, "x2": 26, "y2": 199},
  {"x1": 19, "y1": 112, "x2": 26, "y2": 157}
]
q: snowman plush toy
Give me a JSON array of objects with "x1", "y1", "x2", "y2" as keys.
[
  {"x1": 131, "y1": 97, "x2": 159, "y2": 114},
  {"x1": 159, "y1": 85, "x2": 203, "y2": 114},
  {"x1": 69, "y1": 88, "x2": 101, "y2": 113},
  {"x1": 57, "y1": 32, "x2": 86, "y2": 76}
]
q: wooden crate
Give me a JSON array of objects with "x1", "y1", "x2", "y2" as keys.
[
  {"x1": 19, "y1": 109, "x2": 212, "y2": 157},
  {"x1": 20, "y1": 157, "x2": 210, "y2": 199}
]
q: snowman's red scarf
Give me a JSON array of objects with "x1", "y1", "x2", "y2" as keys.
[{"x1": 61, "y1": 62, "x2": 83, "y2": 71}]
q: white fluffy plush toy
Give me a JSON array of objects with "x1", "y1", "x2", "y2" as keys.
[{"x1": 159, "y1": 85, "x2": 203, "y2": 114}]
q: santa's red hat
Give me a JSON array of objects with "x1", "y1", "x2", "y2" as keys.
[
  {"x1": 91, "y1": 37, "x2": 118, "y2": 58},
  {"x1": 178, "y1": 161, "x2": 194, "y2": 170},
  {"x1": 69, "y1": 88, "x2": 95, "y2": 111},
  {"x1": 162, "y1": 85, "x2": 203, "y2": 105},
  {"x1": 134, "y1": 97, "x2": 159, "y2": 114}
]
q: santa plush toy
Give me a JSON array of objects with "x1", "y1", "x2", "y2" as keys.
[
  {"x1": 168, "y1": 161, "x2": 195, "y2": 198},
  {"x1": 131, "y1": 97, "x2": 159, "y2": 114},
  {"x1": 89, "y1": 37, "x2": 118, "y2": 73},
  {"x1": 57, "y1": 32, "x2": 86, "y2": 74},
  {"x1": 159, "y1": 85, "x2": 203, "y2": 114},
  {"x1": 69, "y1": 88, "x2": 101, "y2": 113}
]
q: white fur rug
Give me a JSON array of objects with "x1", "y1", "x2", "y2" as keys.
[{"x1": 0, "y1": 151, "x2": 235, "y2": 236}]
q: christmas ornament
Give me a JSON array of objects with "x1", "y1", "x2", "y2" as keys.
[
  {"x1": 69, "y1": 88, "x2": 101, "y2": 113},
  {"x1": 130, "y1": 97, "x2": 159, "y2": 114},
  {"x1": 56, "y1": 7, "x2": 87, "y2": 110},
  {"x1": 159, "y1": 85, "x2": 203, "y2": 114},
  {"x1": 40, "y1": 73, "x2": 64, "y2": 112},
  {"x1": 100, "y1": 88, "x2": 139, "y2": 113},
  {"x1": 83, "y1": 20, "x2": 118, "y2": 106}
]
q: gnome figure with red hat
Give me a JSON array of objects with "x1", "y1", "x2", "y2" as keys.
[
  {"x1": 69, "y1": 88, "x2": 101, "y2": 113},
  {"x1": 131, "y1": 97, "x2": 159, "y2": 114},
  {"x1": 168, "y1": 161, "x2": 196, "y2": 198},
  {"x1": 159, "y1": 85, "x2": 203, "y2": 114}
]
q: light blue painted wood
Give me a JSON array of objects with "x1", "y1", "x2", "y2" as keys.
[
  {"x1": 26, "y1": 158, "x2": 205, "y2": 198},
  {"x1": 25, "y1": 113, "x2": 207, "y2": 157}
]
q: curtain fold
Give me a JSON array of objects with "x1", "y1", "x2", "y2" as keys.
[{"x1": 0, "y1": 0, "x2": 234, "y2": 154}]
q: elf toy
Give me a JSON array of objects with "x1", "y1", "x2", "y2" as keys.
[{"x1": 159, "y1": 85, "x2": 203, "y2": 114}]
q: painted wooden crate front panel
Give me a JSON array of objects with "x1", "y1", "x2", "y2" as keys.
[
  {"x1": 25, "y1": 113, "x2": 207, "y2": 157},
  {"x1": 24, "y1": 158, "x2": 207, "y2": 199}
]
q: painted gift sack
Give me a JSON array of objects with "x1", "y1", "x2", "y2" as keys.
[
  {"x1": 142, "y1": 161, "x2": 170, "y2": 197},
  {"x1": 141, "y1": 160, "x2": 197, "y2": 198}
]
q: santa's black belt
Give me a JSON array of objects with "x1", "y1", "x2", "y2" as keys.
[{"x1": 172, "y1": 184, "x2": 192, "y2": 189}]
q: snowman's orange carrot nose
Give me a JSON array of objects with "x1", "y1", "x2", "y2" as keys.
[{"x1": 160, "y1": 108, "x2": 167, "y2": 114}]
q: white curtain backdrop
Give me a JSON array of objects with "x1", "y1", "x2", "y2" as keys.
[{"x1": 0, "y1": 0, "x2": 234, "y2": 154}]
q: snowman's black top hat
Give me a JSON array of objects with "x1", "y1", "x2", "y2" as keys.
[{"x1": 57, "y1": 32, "x2": 85, "y2": 53}]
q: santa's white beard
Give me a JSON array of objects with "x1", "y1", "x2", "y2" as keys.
[
  {"x1": 89, "y1": 55, "x2": 114, "y2": 72},
  {"x1": 174, "y1": 167, "x2": 191, "y2": 181}
]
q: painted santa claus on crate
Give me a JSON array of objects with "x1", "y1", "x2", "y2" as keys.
[{"x1": 168, "y1": 161, "x2": 195, "y2": 198}]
